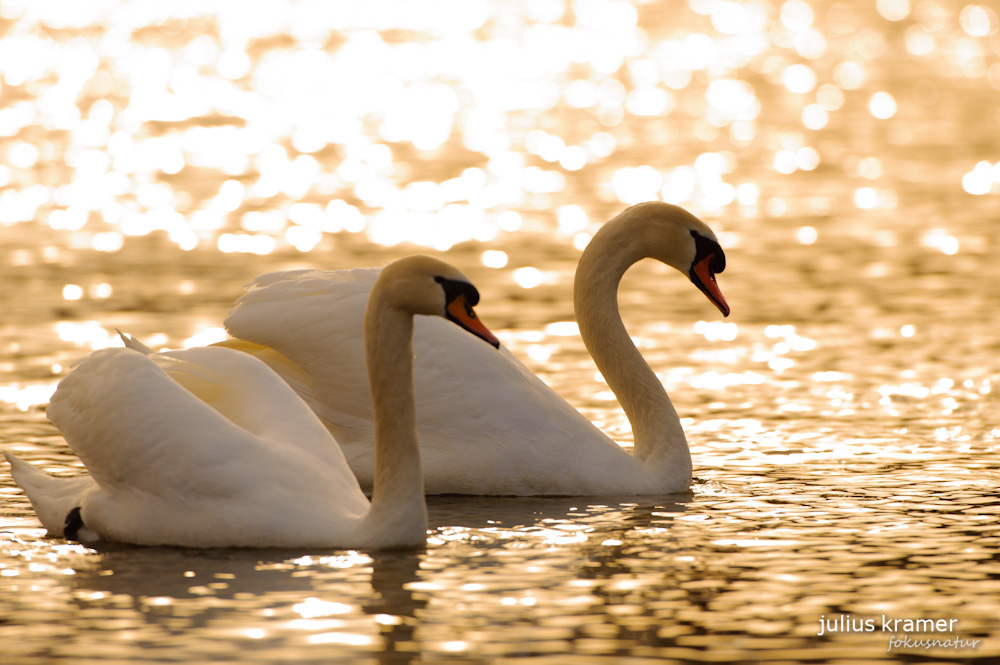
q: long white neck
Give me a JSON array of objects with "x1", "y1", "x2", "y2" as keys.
[
  {"x1": 359, "y1": 294, "x2": 427, "y2": 544},
  {"x1": 573, "y1": 219, "x2": 691, "y2": 477}
]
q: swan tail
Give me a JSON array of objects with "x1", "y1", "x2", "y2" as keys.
[
  {"x1": 116, "y1": 329, "x2": 155, "y2": 354},
  {"x1": 3, "y1": 451, "x2": 94, "y2": 536}
]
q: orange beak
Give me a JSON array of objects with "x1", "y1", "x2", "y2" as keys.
[
  {"x1": 446, "y1": 294, "x2": 501, "y2": 348},
  {"x1": 691, "y1": 254, "x2": 730, "y2": 317}
]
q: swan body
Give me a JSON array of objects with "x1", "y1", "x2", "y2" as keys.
[
  {"x1": 4, "y1": 256, "x2": 498, "y2": 548},
  {"x1": 223, "y1": 202, "x2": 730, "y2": 496}
]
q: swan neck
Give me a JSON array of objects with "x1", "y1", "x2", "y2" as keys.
[
  {"x1": 362, "y1": 297, "x2": 427, "y2": 533},
  {"x1": 573, "y1": 227, "x2": 690, "y2": 470}
]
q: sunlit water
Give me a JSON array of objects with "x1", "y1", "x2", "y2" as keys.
[{"x1": 2, "y1": 0, "x2": 1000, "y2": 662}]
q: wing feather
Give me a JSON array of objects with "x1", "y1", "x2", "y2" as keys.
[{"x1": 46, "y1": 348, "x2": 362, "y2": 502}]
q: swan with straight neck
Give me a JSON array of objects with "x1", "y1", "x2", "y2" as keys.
[{"x1": 4, "y1": 256, "x2": 499, "y2": 548}]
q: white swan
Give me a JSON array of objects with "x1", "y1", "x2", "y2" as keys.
[
  {"x1": 3, "y1": 256, "x2": 499, "y2": 548},
  {"x1": 221, "y1": 202, "x2": 730, "y2": 496}
]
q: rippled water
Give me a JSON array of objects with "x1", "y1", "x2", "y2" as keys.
[{"x1": 2, "y1": 0, "x2": 1000, "y2": 662}]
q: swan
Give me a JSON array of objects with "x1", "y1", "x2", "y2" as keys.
[
  {"x1": 3, "y1": 256, "x2": 499, "y2": 548},
  {"x1": 220, "y1": 202, "x2": 730, "y2": 496}
]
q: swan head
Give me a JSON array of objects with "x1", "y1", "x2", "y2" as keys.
[
  {"x1": 618, "y1": 202, "x2": 730, "y2": 317},
  {"x1": 377, "y1": 255, "x2": 500, "y2": 348}
]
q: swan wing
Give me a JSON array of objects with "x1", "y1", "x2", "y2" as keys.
[
  {"x1": 225, "y1": 268, "x2": 380, "y2": 441},
  {"x1": 48, "y1": 347, "x2": 364, "y2": 495},
  {"x1": 111, "y1": 330, "x2": 332, "y2": 455},
  {"x1": 153, "y1": 345, "x2": 357, "y2": 469}
]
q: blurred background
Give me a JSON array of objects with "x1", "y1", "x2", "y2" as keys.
[
  {"x1": 0, "y1": 1, "x2": 997, "y2": 307},
  {"x1": 1, "y1": 1, "x2": 999, "y2": 662},
  {"x1": 2, "y1": 0, "x2": 998, "y2": 446}
]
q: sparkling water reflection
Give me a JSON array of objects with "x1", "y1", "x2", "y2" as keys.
[{"x1": 3, "y1": 0, "x2": 1000, "y2": 662}]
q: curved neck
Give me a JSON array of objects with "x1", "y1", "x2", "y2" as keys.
[
  {"x1": 573, "y1": 226, "x2": 690, "y2": 473},
  {"x1": 361, "y1": 296, "x2": 427, "y2": 539}
]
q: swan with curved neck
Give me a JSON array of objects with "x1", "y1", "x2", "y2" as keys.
[
  {"x1": 573, "y1": 202, "x2": 728, "y2": 480},
  {"x1": 221, "y1": 202, "x2": 730, "y2": 495},
  {"x1": 3, "y1": 256, "x2": 498, "y2": 548}
]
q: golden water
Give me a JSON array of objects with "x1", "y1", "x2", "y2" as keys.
[{"x1": 1, "y1": 0, "x2": 999, "y2": 662}]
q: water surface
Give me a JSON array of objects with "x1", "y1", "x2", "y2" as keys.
[{"x1": 2, "y1": 0, "x2": 999, "y2": 662}]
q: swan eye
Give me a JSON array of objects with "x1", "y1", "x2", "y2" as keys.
[
  {"x1": 689, "y1": 230, "x2": 726, "y2": 274},
  {"x1": 432, "y1": 275, "x2": 498, "y2": 346},
  {"x1": 443, "y1": 292, "x2": 500, "y2": 348},
  {"x1": 434, "y1": 275, "x2": 481, "y2": 306}
]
